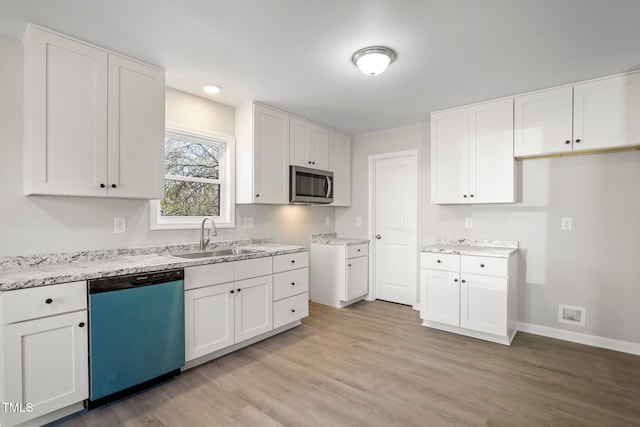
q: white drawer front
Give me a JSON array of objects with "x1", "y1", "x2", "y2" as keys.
[
  {"x1": 461, "y1": 255, "x2": 508, "y2": 277},
  {"x1": 184, "y1": 262, "x2": 234, "y2": 290},
  {"x1": 2, "y1": 281, "x2": 87, "y2": 324},
  {"x1": 347, "y1": 243, "x2": 368, "y2": 259},
  {"x1": 420, "y1": 252, "x2": 459, "y2": 272},
  {"x1": 234, "y1": 257, "x2": 273, "y2": 281},
  {"x1": 273, "y1": 268, "x2": 309, "y2": 301},
  {"x1": 273, "y1": 251, "x2": 309, "y2": 273},
  {"x1": 273, "y1": 292, "x2": 309, "y2": 329}
]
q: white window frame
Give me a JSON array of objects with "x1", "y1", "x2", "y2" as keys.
[{"x1": 150, "y1": 123, "x2": 235, "y2": 230}]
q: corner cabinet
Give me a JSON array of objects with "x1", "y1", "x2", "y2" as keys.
[
  {"x1": 515, "y1": 72, "x2": 640, "y2": 158},
  {"x1": 23, "y1": 25, "x2": 165, "y2": 199},
  {"x1": 236, "y1": 103, "x2": 290, "y2": 204},
  {"x1": 430, "y1": 98, "x2": 516, "y2": 204},
  {"x1": 0, "y1": 282, "x2": 88, "y2": 427},
  {"x1": 419, "y1": 252, "x2": 518, "y2": 345}
]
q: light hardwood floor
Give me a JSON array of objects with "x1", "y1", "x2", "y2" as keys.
[{"x1": 58, "y1": 301, "x2": 640, "y2": 427}]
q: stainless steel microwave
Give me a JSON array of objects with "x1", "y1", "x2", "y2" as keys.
[{"x1": 290, "y1": 166, "x2": 334, "y2": 204}]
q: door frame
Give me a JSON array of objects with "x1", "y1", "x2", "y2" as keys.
[{"x1": 367, "y1": 149, "x2": 418, "y2": 308}]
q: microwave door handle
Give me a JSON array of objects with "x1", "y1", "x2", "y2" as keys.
[{"x1": 325, "y1": 176, "x2": 332, "y2": 198}]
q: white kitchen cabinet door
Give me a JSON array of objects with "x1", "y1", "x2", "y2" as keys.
[
  {"x1": 573, "y1": 73, "x2": 640, "y2": 152},
  {"x1": 3, "y1": 311, "x2": 88, "y2": 426},
  {"x1": 345, "y1": 256, "x2": 368, "y2": 301},
  {"x1": 469, "y1": 99, "x2": 515, "y2": 203},
  {"x1": 107, "y1": 54, "x2": 165, "y2": 199},
  {"x1": 290, "y1": 118, "x2": 330, "y2": 170},
  {"x1": 253, "y1": 104, "x2": 290, "y2": 204},
  {"x1": 430, "y1": 108, "x2": 469, "y2": 204},
  {"x1": 234, "y1": 275, "x2": 273, "y2": 342},
  {"x1": 460, "y1": 274, "x2": 508, "y2": 336},
  {"x1": 23, "y1": 27, "x2": 108, "y2": 197},
  {"x1": 329, "y1": 131, "x2": 352, "y2": 206},
  {"x1": 514, "y1": 86, "x2": 573, "y2": 158},
  {"x1": 423, "y1": 269, "x2": 460, "y2": 326},
  {"x1": 184, "y1": 282, "x2": 235, "y2": 361}
]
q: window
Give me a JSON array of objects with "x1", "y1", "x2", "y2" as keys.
[{"x1": 150, "y1": 125, "x2": 234, "y2": 229}]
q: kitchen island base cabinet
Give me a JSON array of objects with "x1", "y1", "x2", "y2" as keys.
[{"x1": 420, "y1": 252, "x2": 517, "y2": 346}]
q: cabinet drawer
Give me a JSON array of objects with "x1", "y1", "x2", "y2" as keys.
[
  {"x1": 2, "y1": 281, "x2": 87, "y2": 324},
  {"x1": 347, "y1": 244, "x2": 368, "y2": 259},
  {"x1": 461, "y1": 255, "x2": 508, "y2": 277},
  {"x1": 273, "y1": 292, "x2": 309, "y2": 329},
  {"x1": 234, "y1": 257, "x2": 272, "y2": 281},
  {"x1": 184, "y1": 262, "x2": 234, "y2": 290},
  {"x1": 273, "y1": 268, "x2": 309, "y2": 301},
  {"x1": 273, "y1": 251, "x2": 309, "y2": 273},
  {"x1": 420, "y1": 252, "x2": 459, "y2": 272}
]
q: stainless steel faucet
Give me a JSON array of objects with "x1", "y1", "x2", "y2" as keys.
[{"x1": 199, "y1": 217, "x2": 217, "y2": 251}]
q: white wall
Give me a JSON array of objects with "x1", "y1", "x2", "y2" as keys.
[
  {"x1": 336, "y1": 121, "x2": 640, "y2": 345},
  {"x1": 0, "y1": 35, "x2": 333, "y2": 257}
]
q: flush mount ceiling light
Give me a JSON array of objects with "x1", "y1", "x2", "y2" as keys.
[
  {"x1": 203, "y1": 84, "x2": 222, "y2": 94},
  {"x1": 351, "y1": 46, "x2": 397, "y2": 77}
]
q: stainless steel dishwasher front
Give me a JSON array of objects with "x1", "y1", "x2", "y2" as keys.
[{"x1": 87, "y1": 269, "x2": 184, "y2": 408}]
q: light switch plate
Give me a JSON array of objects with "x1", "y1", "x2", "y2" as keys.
[
  {"x1": 465, "y1": 218, "x2": 473, "y2": 228},
  {"x1": 325, "y1": 216, "x2": 331, "y2": 226},
  {"x1": 561, "y1": 217, "x2": 573, "y2": 231},
  {"x1": 113, "y1": 218, "x2": 126, "y2": 234},
  {"x1": 356, "y1": 216, "x2": 362, "y2": 226}
]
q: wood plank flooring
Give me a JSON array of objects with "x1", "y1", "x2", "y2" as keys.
[{"x1": 58, "y1": 301, "x2": 640, "y2": 427}]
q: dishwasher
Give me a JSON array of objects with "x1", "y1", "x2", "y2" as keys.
[{"x1": 87, "y1": 269, "x2": 185, "y2": 408}]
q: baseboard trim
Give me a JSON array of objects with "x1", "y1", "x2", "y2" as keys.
[{"x1": 517, "y1": 322, "x2": 640, "y2": 356}]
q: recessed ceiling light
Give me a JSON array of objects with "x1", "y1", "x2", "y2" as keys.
[
  {"x1": 351, "y1": 46, "x2": 397, "y2": 77},
  {"x1": 203, "y1": 84, "x2": 222, "y2": 94}
]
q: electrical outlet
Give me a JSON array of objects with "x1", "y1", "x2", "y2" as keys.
[
  {"x1": 113, "y1": 218, "x2": 126, "y2": 234},
  {"x1": 561, "y1": 217, "x2": 573, "y2": 231},
  {"x1": 558, "y1": 304, "x2": 585, "y2": 326},
  {"x1": 465, "y1": 218, "x2": 473, "y2": 228},
  {"x1": 325, "y1": 216, "x2": 331, "y2": 226},
  {"x1": 243, "y1": 217, "x2": 254, "y2": 229},
  {"x1": 356, "y1": 216, "x2": 362, "y2": 226}
]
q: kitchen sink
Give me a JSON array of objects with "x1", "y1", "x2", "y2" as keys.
[{"x1": 168, "y1": 248, "x2": 265, "y2": 260}]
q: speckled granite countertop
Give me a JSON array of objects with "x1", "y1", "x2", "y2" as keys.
[
  {"x1": 310, "y1": 233, "x2": 370, "y2": 246},
  {"x1": 0, "y1": 239, "x2": 307, "y2": 291},
  {"x1": 420, "y1": 238, "x2": 518, "y2": 258}
]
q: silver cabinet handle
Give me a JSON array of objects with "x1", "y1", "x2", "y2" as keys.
[{"x1": 375, "y1": 234, "x2": 381, "y2": 240}]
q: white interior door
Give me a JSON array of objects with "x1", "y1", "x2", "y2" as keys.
[{"x1": 370, "y1": 151, "x2": 417, "y2": 306}]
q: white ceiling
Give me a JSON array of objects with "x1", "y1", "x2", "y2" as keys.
[{"x1": 2, "y1": 0, "x2": 640, "y2": 135}]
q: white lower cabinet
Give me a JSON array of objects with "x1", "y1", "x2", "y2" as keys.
[
  {"x1": 184, "y1": 252, "x2": 308, "y2": 365},
  {"x1": 1, "y1": 282, "x2": 88, "y2": 427},
  {"x1": 310, "y1": 242, "x2": 369, "y2": 307},
  {"x1": 420, "y1": 252, "x2": 517, "y2": 345}
]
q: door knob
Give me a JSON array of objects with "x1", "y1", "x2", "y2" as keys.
[{"x1": 375, "y1": 234, "x2": 381, "y2": 240}]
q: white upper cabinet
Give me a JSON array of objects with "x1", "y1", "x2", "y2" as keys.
[
  {"x1": 431, "y1": 98, "x2": 515, "y2": 204},
  {"x1": 236, "y1": 103, "x2": 290, "y2": 204},
  {"x1": 515, "y1": 72, "x2": 640, "y2": 158},
  {"x1": 329, "y1": 130, "x2": 352, "y2": 206},
  {"x1": 290, "y1": 117, "x2": 330, "y2": 170},
  {"x1": 23, "y1": 25, "x2": 165, "y2": 199}
]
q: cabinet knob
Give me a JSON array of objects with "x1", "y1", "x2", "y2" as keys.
[
  {"x1": 357, "y1": 249, "x2": 361, "y2": 252},
  {"x1": 290, "y1": 259, "x2": 295, "y2": 264},
  {"x1": 291, "y1": 282, "x2": 295, "y2": 286},
  {"x1": 79, "y1": 322, "x2": 85, "y2": 328},
  {"x1": 100, "y1": 183, "x2": 106, "y2": 188},
  {"x1": 436, "y1": 260, "x2": 441, "y2": 263},
  {"x1": 480, "y1": 264, "x2": 485, "y2": 268},
  {"x1": 470, "y1": 194, "x2": 474, "y2": 198},
  {"x1": 45, "y1": 298, "x2": 53, "y2": 304},
  {"x1": 454, "y1": 279, "x2": 458, "y2": 283},
  {"x1": 575, "y1": 139, "x2": 581, "y2": 144},
  {"x1": 461, "y1": 279, "x2": 466, "y2": 283},
  {"x1": 111, "y1": 184, "x2": 117, "y2": 188},
  {"x1": 463, "y1": 194, "x2": 467, "y2": 198},
  {"x1": 308, "y1": 161, "x2": 312, "y2": 164},
  {"x1": 230, "y1": 290, "x2": 234, "y2": 294},
  {"x1": 565, "y1": 140, "x2": 571, "y2": 145},
  {"x1": 348, "y1": 263, "x2": 352, "y2": 267},
  {"x1": 375, "y1": 234, "x2": 382, "y2": 240},
  {"x1": 312, "y1": 161, "x2": 316, "y2": 165},
  {"x1": 256, "y1": 194, "x2": 260, "y2": 198},
  {"x1": 237, "y1": 288, "x2": 242, "y2": 292},
  {"x1": 291, "y1": 309, "x2": 296, "y2": 313}
]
